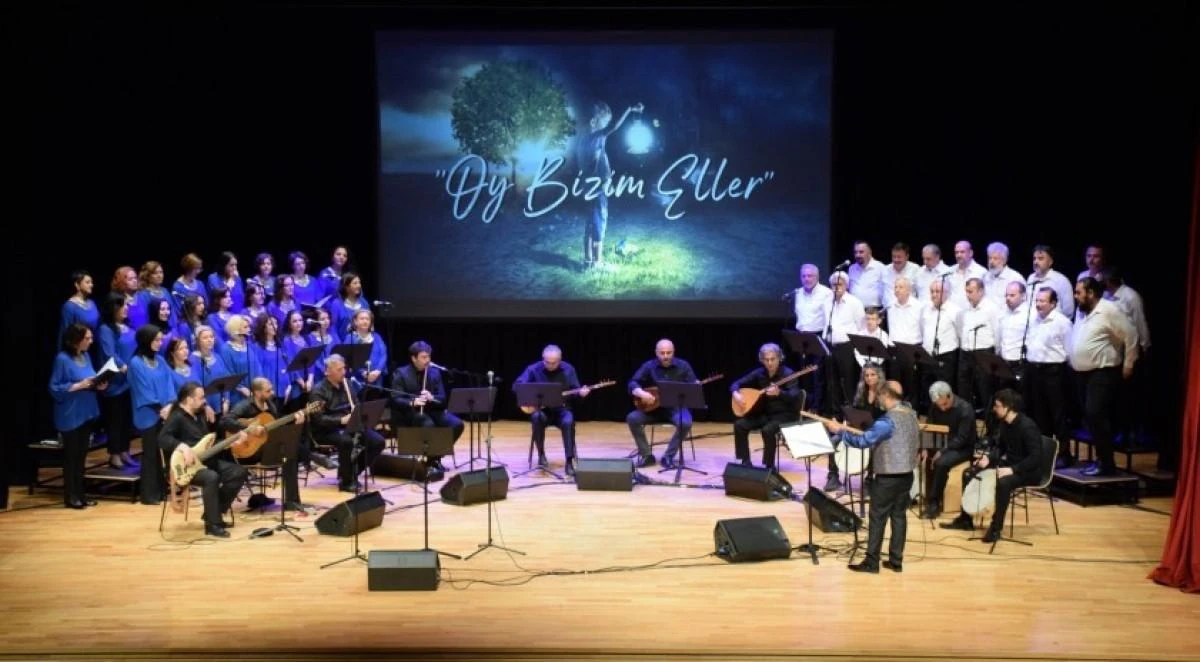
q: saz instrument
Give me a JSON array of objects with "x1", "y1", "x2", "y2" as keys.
[
  {"x1": 730, "y1": 365, "x2": 818, "y2": 417},
  {"x1": 228, "y1": 400, "x2": 324, "y2": 459},
  {"x1": 799, "y1": 410, "x2": 872, "y2": 475},
  {"x1": 634, "y1": 373, "x2": 723, "y2": 413},
  {"x1": 798, "y1": 409, "x2": 865, "y2": 435},
  {"x1": 519, "y1": 380, "x2": 616, "y2": 415}
]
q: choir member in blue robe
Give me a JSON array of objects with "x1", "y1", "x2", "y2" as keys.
[
  {"x1": 191, "y1": 325, "x2": 232, "y2": 413},
  {"x1": 268, "y1": 275, "x2": 300, "y2": 328},
  {"x1": 247, "y1": 252, "x2": 276, "y2": 299},
  {"x1": 250, "y1": 312, "x2": 291, "y2": 408},
  {"x1": 149, "y1": 299, "x2": 179, "y2": 358},
  {"x1": 205, "y1": 286, "x2": 235, "y2": 346},
  {"x1": 49, "y1": 323, "x2": 104, "y2": 508},
  {"x1": 129, "y1": 324, "x2": 175, "y2": 505},
  {"x1": 282, "y1": 310, "x2": 315, "y2": 402},
  {"x1": 171, "y1": 252, "x2": 209, "y2": 309},
  {"x1": 175, "y1": 294, "x2": 207, "y2": 348},
  {"x1": 330, "y1": 273, "x2": 372, "y2": 339},
  {"x1": 318, "y1": 245, "x2": 350, "y2": 299},
  {"x1": 242, "y1": 282, "x2": 270, "y2": 328},
  {"x1": 58, "y1": 270, "x2": 100, "y2": 351},
  {"x1": 97, "y1": 292, "x2": 138, "y2": 469},
  {"x1": 341, "y1": 309, "x2": 387, "y2": 390},
  {"x1": 307, "y1": 308, "x2": 335, "y2": 383},
  {"x1": 217, "y1": 314, "x2": 254, "y2": 406},
  {"x1": 206, "y1": 251, "x2": 245, "y2": 313},
  {"x1": 288, "y1": 250, "x2": 324, "y2": 307},
  {"x1": 134, "y1": 261, "x2": 176, "y2": 330},
  {"x1": 112, "y1": 266, "x2": 143, "y2": 329}
]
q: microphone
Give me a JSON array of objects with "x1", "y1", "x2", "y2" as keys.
[
  {"x1": 781, "y1": 290, "x2": 797, "y2": 301},
  {"x1": 430, "y1": 361, "x2": 449, "y2": 371},
  {"x1": 487, "y1": 370, "x2": 494, "y2": 387},
  {"x1": 304, "y1": 318, "x2": 322, "y2": 328},
  {"x1": 969, "y1": 323, "x2": 987, "y2": 332},
  {"x1": 833, "y1": 259, "x2": 851, "y2": 271},
  {"x1": 371, "y1": 300, "x2": 393, "y2": 307}
]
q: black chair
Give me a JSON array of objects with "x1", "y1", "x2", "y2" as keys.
[{"x1": 990, "y1": 435, "x2": 1061, "y2": 554}]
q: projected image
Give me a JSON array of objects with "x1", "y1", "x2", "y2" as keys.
[{"x1": 377, "y1": 33, "x2": 831, "y2": 318}]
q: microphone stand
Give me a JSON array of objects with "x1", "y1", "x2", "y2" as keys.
[
  {"x1": 1019, "y1": 280, "x2": 1041, "y2": 369},
  {"x1": 931, "y1": 272, "x2": 950, "y2": 369}
]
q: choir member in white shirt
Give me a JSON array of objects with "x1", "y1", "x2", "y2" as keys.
[
  {"x1": 791, "y1": 263, "x2": 833, "y2": 411},
  {"x1": 826, "y1": 272, "x2": 866, "y2": 412},
  {"x1": 920, "y1": 279, "x2": 960, "y2": 398},
  {"x1": 995, "y1": 281, "x2": 1029, "y2": 390},
  {"x1": 915, "y1": 244, "x2": 952, "y2": 302},
  {"x1": 886, "y1": 276, "x2": 925, "y2": 403},
  {"x1": 1027, "y1": 244, "x2": 1075, "y2": 318},
  {"x1": 1102, "y1": 268, "x2": 1153, "y2": 447},
  {"x1": 1026, "y1": 287, "x2": 1073, "y2": 464},
  {"x1": 1068, "y1": 277, "x2": 1138, "y2": 476},
  {"x1": 882, "y1": 242, "x2": 921, "y2": 308},
  {"x1": 848, "y1": 241, "x2": 887, "y2": 309},
  {"x1": 957, "y1": 278, "x2": 1002, "y2": 410},
  {"x1": 983, "y1": 241, "x2": 1024, "y2": 308},
  {"x1": 1077, "y1": 243, "x2": 1106, "y2": 283},
  {"x1": 946, "y1": 241, "x2": 987, "y2": 310}
]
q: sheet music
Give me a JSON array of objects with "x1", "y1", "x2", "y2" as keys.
[{"x1": 780, "y1": 421, "x2": 836, "y2": 458}]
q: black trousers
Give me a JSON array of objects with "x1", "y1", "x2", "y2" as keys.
[
  {"x1": 60, "y1": 421, "x2": 93, "y2": 505},
  {"x1": 317, "y1": 429, "x2": 385, "y2": 487},
  {"x1": 627, "y1": 407, "x2": 692, "y2": 458},
  {"x1": 102, "y1": 391, "x2": 132, "y2": 455},
  {"x1": 733, "y1": 412, "x2": 797, "y2": 469},
  {"x1": 394, "y1": 410, "x2": 464, "y2": 464},
  {"x1": 826, "y1": 343, "x2": 859, "y2": 413},
  {"x1": 864, "y1": 472, "x2": 913, "y2": 566},
  {"x1": 959, "y1": 466, "x2": 1039, "y2": 534},
  {"x1": 1076, "y1": 367, "x2": 1122, "y2": 471},
  {"x1": 1116, "y1": 350, "x2": 1152, "y2": 445},
  {"x1": 1028, "y1": 362, "x2": 1070, "y2": 454},
  {"x1": 531, "y1": 407, "x2": 576, "y2": 460},
  {"x1": 957, "y1": 348, "x2": 996, "y2": 410},
  {"x1": 138, "y1": 422, "x2": 164, "y2": 504},
  {"x1": 890, "y1": 348, "x2": 919, "y2": 411},
  {"x1": 928, "y1": 446, "x2": 974, "y2": 509},
  {"x1": 192, "y1": 458, "x2": 248, "y2": 527}
]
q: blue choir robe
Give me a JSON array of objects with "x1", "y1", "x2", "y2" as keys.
[
  {"x1": 291, "y1": 274, "x2": 324, "y2": 307},
  {"x1": 128, "y1": 354, "x2": 175, "y2": 432},
  {"x1": 58, "y1": 298, "x2": 100, "y2": 350},
  {"x1": 251, "y1": 342, "x2": 292, "y2": 402},
  {"x1": 191, "y1": 351, "x2": 231, "y2": 411},
  {"x1": 171, "y1": 277, "x2": 209, "y2": 308},
  {"x1": 205, "y1": 311, "x2": 234, "y2": 347},
  {"x1": 135, "y1": 288, "x2": 176, "y2": 330},
  {"x1": 247, "y1": 275, "x2": 275, "y2": 299},
  {"x1": 206, "y1": 274, "x2": 245, "y2": 313},
  {"x1": 340, "y1": 332, "x2": 387, "y2": 386},
  {"x1": 330, "y1": 297, "x2": 371, "y2": 339},
  {"x1": 217, "y1": 341, "x2": 253, "y2": 406},
  {"x1": 96, "y1": 323, "x2": 136, "y2": 398},
  {"x1": 49, "y1": 352, "x2": 100, "y2": 432}
]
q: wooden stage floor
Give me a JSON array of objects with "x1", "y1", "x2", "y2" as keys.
[{"x1": 1, "y1": 421, "x2": 1196, "y2": 661}]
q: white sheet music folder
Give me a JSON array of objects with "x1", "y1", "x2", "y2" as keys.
[{"x1": 780, "y1": 421, "x2": 836, "y2": 458}]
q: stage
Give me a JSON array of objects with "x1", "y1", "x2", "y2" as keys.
[{"x1": 1, "y1": 421, "x2": 1195, "y2": 661}]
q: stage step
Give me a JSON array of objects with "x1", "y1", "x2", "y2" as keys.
[{"x1": 1051, "y1": 467, "x2": 1139, "y2": 507}]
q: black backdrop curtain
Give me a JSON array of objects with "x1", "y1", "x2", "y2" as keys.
[{"x1": 6, "y1": 3, "x2": 1196, "y2": 486}]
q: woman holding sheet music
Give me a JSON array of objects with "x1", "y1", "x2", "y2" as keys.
[
  {"x1": 97, "y1": 292, "x2": 138, "y2": 469},
  {"x1": 49, "y1": 323, "x2": 105, "y2": 508}
]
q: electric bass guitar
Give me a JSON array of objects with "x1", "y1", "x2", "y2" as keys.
[
  {"x1": 228, "y1": 400, "x2": 324, "y2": 460},
  {"x1": 634, "y1": 373, "x2": 724, "y2": 413},
  {"x1": 170, "y1": 431, "x2": 248, "y2": 488},
  {"x1": 730, "y1": 364, "x2": 819, "y2": 417},
  {"x1": 519, "y1": 380, "x2": 616, "y2": 415}
]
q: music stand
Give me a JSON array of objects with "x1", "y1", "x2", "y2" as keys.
[
  {"x1": 782, "y1": 330, "x2": 830, "y2": 361},
  {"x1": 258, "y1": 423, "x2": 304, "y2": 543},
  {"x1": 780, "y1": 421, "x2": 836, "y2": 565},
  {"x1": 447, "y1": 387, "x2": 496, "y2": 470},
  {"x1": 654, "y1": 381, "x2": 708, "y2": 482},
  {"x1": 512, "y1": 383, "x2": 565, "y2": 480},
  {"x1": 848, "y1": 334, "x2": 891, "y2": 367},
  {"x1": 299, "y1": 296, "x2": 332, "y2": 320},
  {"x1": 973, "y1": 351, "x2": 1015, "y2": 384},
  {"x1": 286, "y1": 345, "x2": 326, "y2": 377},
  {"x1": 841, "y1": 406, "x2": 875, "y2": 518},
  {"x1": 205, "y1": 373, "x2": 248, "y2": 407},
  {"x1": 393, "y1": 427, "x2": 462, "y2": 561},
  {"x1": 320, "y1": 397, "x2": 388, "y2": 570}
]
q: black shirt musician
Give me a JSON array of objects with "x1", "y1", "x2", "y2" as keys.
[
  {"x1": 921, "y1": 380, "x2": 979, "y2": 519},
  {"x1": 513, "y1": 344, "x2": 590, "y2": 474},
  {"x1": 730, "y1": 343, "x2": 801, "y2": 471},
  {"x1": 160, "y1": 381, "x2": 249, "y2": 538},
  {"x1": 627, "y1": 339, "x2": 698, "y2": 469},
  {"x1": 389, "y1": 341, "x2": 464, "y2": 482},
  {"x1": 308, "y1": 353, "x2": 386, "y2": 492}
]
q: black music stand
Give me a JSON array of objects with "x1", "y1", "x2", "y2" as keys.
[
  {"x1": 299, "y1": 296, "x2": 332, "y2": 320},
  {"x1": 840, "y1": 406, "x2": 875, "y2": 565},
  {"x1": 655, "y1": 381, "x2": 708, "y2": 483},
  {"x1": 320, "y1": 397, "x2": 387, "y2": 569},
  {"x1": 973, "y1": 351, "x2": 1015, "y2": 384},
  {"x1": 286, "y1": 345, "x2": 326, "y2": 378},
  {"x1": 258, "y1": 423, "x2": 304, "y2": 543},
  {"x1": 512, "y1": 382, "x2": 565, "y2": 480},
  {"x1": 448, "y1": 387, "x2": 495, "y2": 471},
  {"x1": 848, "y1": 334, "x2": 891, "y2": 367},
  {"x1": 330, "y1": 342, "x2": 372, "y2": 380},
  {"x1": 393, "y1": 426, "x2": 462, "y2": 561},
  {"x1": 205, "y1": 372, "x2": 248, "y2": 400},
  {"x1": 780, "y1": 421, "x2": 838, "y2": 565},
  {"x1": 782, "y1": 330, "x2": 830, "y2": 361}
]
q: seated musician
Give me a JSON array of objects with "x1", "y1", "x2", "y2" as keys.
[
  {"x1": 513, "y1": 344, "x2": 590, "y2": 475},
  {"x1": 389, "y1": 341, "x2": 463, "y2": 482},
  {"x1": 160, "y1": 382, "x2": 249, "y2": 538},
  {"x1": 218, "y1": 377, "x2": 325, "y2": 512},
  {"x1": 730, "y1": 343, "x2": 800, "y2": 472},
  {"x1": 940, "y1": 388, "x2": 1043, "y2": 543},
  {"x1": 826, "y1": 362, "x2": 887, "y2": 492},
  {"x1": 921, "y1": 380, "x2": 979, "y2": 519},
  {"x1": 309, "y1": 354, "x2": 386, "y2": 492},
  {"x1": 627, "y1": 338, "x2": 697, "y2": 469}
]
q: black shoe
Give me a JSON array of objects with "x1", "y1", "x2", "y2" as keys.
[
  {"x1": 882, "y1": 560, "x2": 903, "y2": 573},
  {"x1": 920, "y1": 504, "x2": 942, "y2": 520},
  {"x1": 824, "y1": 475, "x2": 842, "y2": 492},
  {"x1": 981, "y1": 528, "x2": 1001, "y2": 543},
  {"x1": 338, "y1": 481, "x2": 361, "y2": 493},
  {"x1": 941, "y1": 515, "x2": 974, "y2": 531},
  {"x1": 246, "y1": 493, "x2": 275, "y2": 510},
  {"x1": 425, "y1": 466, "x2": 445, "y2": 483},
  {"x1": 205, "y1": 524, "x2": 230, "y2": 538},
  {"x1": 565, "y1": 460, "x2": 576, "y2": 476},
  {"x1": 65, "y1": 500, "x2": 87, "y2": 510},
  {"x1": 283, "y1": 501, "x2": 308, "y2": 512},
  {"x1": 660, "y1": 455, "x2": 676, "y2": 470},
  {"x1": 848, "y1": 561, "x2": 879, "y2": 573},
  {"x1": 310, "y1": 452, "x2": 336, "y2": 470},
  {"x1": 537, "y1": 454, "x2": 549, "y2": 468},
  {"x1": 739, "y1": 458, "x2": 752, "y2": 468},
  {"x1": 638, "y1": 454, "x2": 655, "y2": 468}
]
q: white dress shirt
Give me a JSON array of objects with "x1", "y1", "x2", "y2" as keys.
[
  {"x1": 946, "y1": 260, "x2": 987, "y2": 309},
  {"x1": 1105, "y1": 284, "x2": 1151, "y2": 349},
  {"x1": 881, "y1": 261, "x2": 921, "y2": 308},
  {"x1": 886, "y1": 296, "x2": 926, "y2": 345},
  {"x1": 957, "y1": 297, "x2": 1002, "y2": 351},
  {"x1": 1077, "y1": 268, "x2": 1104, "y2": 283},
  {"x1": 914, "y1": 262, "x2": 952, "y2": 301},
  {"x1": 1068, "y1": 299, "x2": 1138, "y2": 372},
  {"x1": 848, "y1": 259, "x2": 887, "y2": 308},
  {"x1": 996, "y1": 305, "x2": 1031, "y2": 361},
  {"x1": 1027, "y1": 308, "x2": 1072, "y2": 364},
  {"x1": 826, "y1": 293, "x2": 866, "y2": 345},
  {"x1": 921, "y1": 302, "x2": 961, "y2": 356},
  {"x1": 793, "y1": 284, "x2": 833, "y2": 334},
  {"x1": 1028, "y1": 269, "x2": 1075, "y2": 318},
  {"x1": 852, "y1": 326, "x2": 893, "y2": 367},
  {"x1": 983, "y1": 266, "x2": 1023, "y2": 308}
]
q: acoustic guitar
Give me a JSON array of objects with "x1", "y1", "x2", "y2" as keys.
[
  {"x1": 730, "y1": 364, "x2": 818, "y2": 417},
  {"x1": 229, "y1": 400, "x2": 324, "y2": 460},
  {"x1": 519, "y1": 380, "x2": 616, "y2": 415},
  {"x1": 634, "y1": 373, "x2": 724, "y2": 413}
]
